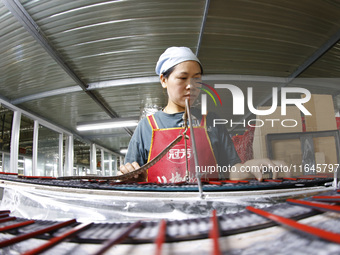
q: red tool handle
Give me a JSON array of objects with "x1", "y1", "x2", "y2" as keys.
[
  {"x1": 287, "y1": 198, "x2": 340, "y2": 213},
  {"x1": 0, "y1": 216, "x2": 16, "y2": 224},
  {"x1": 0, "y1": 219, "x2": 34, "y2": 231},
  {"x1": 0, "y1": 213, "x2": 10, "y2": 218},
  {"x1": 22, "y1": 222, "x2": 92, "y2": 255},
  {"x1": 312, "y1": 195, "x2": 340, "y2": 203},
  {"x1": 0, "y1": 219, "x2": 76, "y2": 248},
  {"x1": 155, "y1": 219, "x2": 167, "y2": 255},
  {"x1": 93, "y1": 221, "x2": 142, "y2": 255},
  {"x1": 209, "y1": 210, "x2": 222, "y2": 255},
  {"x1": 246, "y1": 206, "x2": 340, "y2": 244}
]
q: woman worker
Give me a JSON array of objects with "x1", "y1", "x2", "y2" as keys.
[{"x1": 118, "y1": 47, "x2": 284, "y2": 183}]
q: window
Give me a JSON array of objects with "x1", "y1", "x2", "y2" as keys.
[{"x1": 37, "y1": 125, "x2": 60, "y2": 177}]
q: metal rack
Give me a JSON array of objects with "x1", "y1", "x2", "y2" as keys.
[
  {"x1": 0, "y1": 190, "x2": 339, "y2": 254},
  {"x1": 266, "y1": 130, "x2": 340, "y2": 189}
]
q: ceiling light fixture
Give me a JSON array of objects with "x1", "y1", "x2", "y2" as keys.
[
  {"x1": 76, "y1": 117, "x2": 139, "y2": 131},
  {"x1": 120, "y1": 147, "x2": 128, "y2": 154}
]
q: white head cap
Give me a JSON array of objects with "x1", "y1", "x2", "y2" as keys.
[{"x1": 155, "y1": 47, "x2": 201, "y2": 75}]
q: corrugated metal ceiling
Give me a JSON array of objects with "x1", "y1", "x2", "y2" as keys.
[{"x1": 1, "y1": 0, "x2": 340, "y2": 154}]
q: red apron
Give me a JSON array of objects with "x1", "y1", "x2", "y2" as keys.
[{"x1": 146, "y1": 114, "x2": 219, "y2": 183}]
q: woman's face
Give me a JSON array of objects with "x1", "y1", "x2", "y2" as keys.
[{"x1": 160, "y1": 61, "x2": 202, "y2": 112}]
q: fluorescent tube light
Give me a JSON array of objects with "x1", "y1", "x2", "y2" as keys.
[{"x1": 77, "y1": 117, "x2": 139, "y2": 131}]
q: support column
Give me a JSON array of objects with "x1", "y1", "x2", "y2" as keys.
[
  {"x1": 64, "y1": 135, "x2": 74, "y2": 176},
  {"x1": 114, "y1": 157, "x2": 118, "y2": 176},
  {"x1": 32, "y1": 120, "x2": 39, "y2": 176},
  {"x1": 58, "y1": 133, "x2": 63, "y2": 177},
  {"x1": 101, "y1": 149, "x2": 104, "y2": 176},
  {"x1": 10, "y1": 111, "x2": 21, "y2": 174},
  {"x1": 90, "y1": 143, "x2": 97, "y2": 175},
  {"x1": 108, "y1": 153, "x2": 113, "y2": 176}
]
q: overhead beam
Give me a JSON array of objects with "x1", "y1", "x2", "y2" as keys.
[
  {"x1": 3, "y1": 0, "x2": 133, "y2": 136},
  {"x1": 11, "y1": 76, "x2": 160, "y2": 104},
  {"x1": 1, "y1": 87, "x2": 121, "y2": 157},
  {"x1": 229, "y1": 28, "x2": 340, "y2": 131},
  {"x1": 11, "y1": 86, "x2": 82, "y2": 105},
  {"x1": 288, "y1": 28, "x2": 340, "y2": 79},
  {"x1": 11, "y1": 75, "x2": 284, "y2": 104},
  {"x1": 83, "y1": 133, "x2": 131, "y2": 139},
  {"x1": 196, "y1": 0, "x2": 210, "y2": 57},
  {"x1": 11, "y1": 74, "x2": 340, "y2": 104}
]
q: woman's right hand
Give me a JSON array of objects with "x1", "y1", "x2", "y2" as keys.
[{"x1": 118, "y1": 162, "x2": 147, "y2": 182}]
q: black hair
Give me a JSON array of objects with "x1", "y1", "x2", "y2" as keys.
[
  {"x1": 162, "y1": 66, "x2": 176, "y2": 79},
  {"x1": 161, "y1": 63, "x2": 203, "y2": 78}
]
